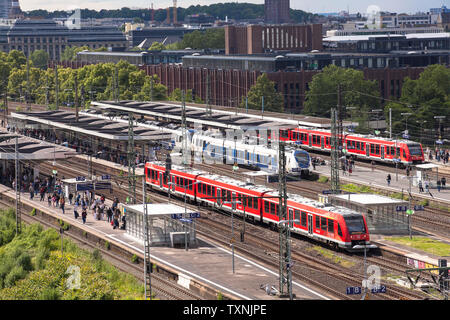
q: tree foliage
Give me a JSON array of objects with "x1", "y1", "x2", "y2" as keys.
[
  {"x1": 303, "y1": 65, "x2": 380, "y2": 131},
  {"x1": 385, "y1": 64, "x2": 450, "y2": 142},
  {"x1": 241, "y1": 73, "x2": 284, "y2": 113}
]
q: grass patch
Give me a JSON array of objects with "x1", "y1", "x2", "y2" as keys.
[
  {"x1": 307, "y1": 246, "x2": 356, "y2": 268},
  {"x1": 317, "y1": 176, "x2": 329, "y2": 183},
  {"x1": 385, "y1": 236, "x2": 450, "y2": 257}
]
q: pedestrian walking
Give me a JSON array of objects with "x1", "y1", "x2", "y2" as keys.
[
  {"x1": 437, "y1": 179, "x2": 441, "y2": 192},
  {"x1": 68, "y1": 193, "x2": 73, "y2": 205},
  {"x1": 74, "y1": 201, "x2": 79, "y2": 219},
  {"x1": 60, "y1": 197, "x2": 65, "y2": 214},
  {"x1": 441, "y1": 177, "x2": 446, "y2": 189},
  {"x1": 107, "y1": 207, "x2": 113, "y2": 223},
  {"x1": 425, "y1": 181, "x2": 429, "y2": 193},
  {"x1": 418, "y1": 180, "x2": 424, "y2": 193},
  {"x1": 386, "y1": 174, "x2": 391, "y2": 186},
  {"x1": 29, "y1": 184, "x2": 34, "y2": 200},
  {"x1": 81, "y1": 206, "x2": 87, "y2": 224}
]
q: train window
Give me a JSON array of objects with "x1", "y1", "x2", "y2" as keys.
[
  {"x1": 207, "y1": 185, "x2": 212, "y2": 196},
  {"x1": 390, "y1": 147, "x2": 395, "y2": 155},
  {"x1": 264, "y1": 201, "x2": 269, "y2": 213},
  {"x1": 403, "y1": 149, "x2": 406, "y2": 158},
  {"x1": 321, "y1": 217, "x2": 327, "y2": 231},
  {"x1": 294, "y1": 209, "x2": 300, "y2": 223},
  {"x1": 315, "y1": 216, "x2": 320, "y2": 229},
  {"x1": 328, "y1": 219, "x2": 334, "y2": 233},
  {"x1": 338, "y1": 224, "x2": 342, "y2": 237},
  {"x1": 212, "y1": 187, "x2": 215, "y2": 196},
  {"x1": 370, "y1": 144, "x2": 375, "y2": 154},
  {"x1": 301, "y1": 211, "x2": 307, "y2": 227},
  {"x1": 253, "y1": 197, "x2": 258, "y2": 210},
  {"x1": 344, "y1": 216, "x2": 366, "y2": 234},
  {"x1": 396, "y1": 147, "x2": 401, "y2": 157},
  {"x1": 375, "y1": 145, "x2": 380, "y2": 155},
  {"x1": 281, "y1": 130, "x2": 289, "y2": 138}
]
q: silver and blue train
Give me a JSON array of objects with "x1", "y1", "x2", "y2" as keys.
[{"x1": 182, "y1": 132, "x2": 311, "y2": 175}]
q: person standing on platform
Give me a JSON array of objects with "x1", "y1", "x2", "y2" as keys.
[
  {"x1": 386, "y1": 174, "x2": 391, "y2": 186},
  {"x1": 437, "y1": 179, "x2": 441, "y2": 192},
  {"x1": 60, "y1": 196, "x2": 65, "y2": 214},
  {"x1": 74, "y1": 201, "x2": 79, "y2": 219},
  {"x1": 425, "y1": 181, "x2": 429, "y2": 193},
  {"x1": 419, "y1": 180, "x2": 424, "y2": 193},
  {"x1": 81, "y1": 205, "x2": 87, "y2": 224}
]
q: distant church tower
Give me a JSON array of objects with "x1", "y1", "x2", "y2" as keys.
[{"x1": 264, "y1": 0, "x2": 291, "y2": 24}]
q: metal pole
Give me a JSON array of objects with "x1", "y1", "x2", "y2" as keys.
[
  {"x1": 389, "y1": 108, "x2": 392, "y2": 139},
  {"x1": 185, "y1": 186, "x2": 188, "y2": 251},
  {"x1": 15, "y1": 136, "x2": 20, "y2": 236}
]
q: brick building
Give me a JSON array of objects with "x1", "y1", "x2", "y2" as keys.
[
  {"x1": 265, "y1": 0, "x2": 291, "y2": 24},
  {"x1": 225, "y1": 24, "x2": 323, "y2": 55}
]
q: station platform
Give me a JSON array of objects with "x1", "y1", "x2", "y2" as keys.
[
  {"x1": 0, "y1": 183, "x2": 330, "y2": 300},
  {"x1": 312, "y1": 162, "x2": 450, "y2": 204}
]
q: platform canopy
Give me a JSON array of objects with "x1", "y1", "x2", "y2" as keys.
[
  {"x1": 415, "y1": 163, "x2": 440, "y2": 170},
  {"x1": 11, "y1": 111, "x2": 172, "y2": 142},
  {"x1": 0, "y1": 129, "x2": 77, "y2": 160}
]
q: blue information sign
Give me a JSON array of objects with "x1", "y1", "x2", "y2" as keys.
[
  {"x1": 414, "y1": 205, "x2": 424, "y2": 211},
  {"x1": 371, "y1": 285, "x2": 387, "y2": 294},
  {"x1": 346, "y1": 286, "x2": 362, "y2": 295},
  {"x1": 396, "y1": 205, "x2": 408, "y2": 212}
]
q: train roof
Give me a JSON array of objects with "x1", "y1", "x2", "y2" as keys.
[
  {"x1": 146, "y1": 161, "x2": 363, "y2": 217},
  {"x1": 295, "y1": 126, "x2": 419, "y2": 145}
]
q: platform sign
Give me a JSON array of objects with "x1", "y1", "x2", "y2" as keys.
[
  {"x1": 414, "y1": 205, "x2": 424, "y2": 211},
  {"x1": 403, "y1": 133, "x2": 410, "y2": 139},
  {"x1": 95, "y1": 182, "x2": 112, "y2": 190},
  {"x1": 75, "y1": 176, "x2": 86, "y2": 181},
  {"x1": 179, "y1": 218, "x2": 192, "y2": 223},
  {"x1": 436, "y1": 140, "x2": 443, "y2": 145},
  {"x1": 101, "y1": 175, "x2": 111, "y2": 180},
  {"x1": 346, "y1": 286, "x2": 362, "y2": 295},
  {"x1": 371, "y1": 285, "x2": 387, "y2": 294},
  {"x1": 171, "y1": 213, "x2": 183, "y2": 219},
  {"x1": 189, "y1": 212, "x2": 201, "y2": 219},
  {"x1": 396, "y1": 205, "x2": 408, "y2": 212}
]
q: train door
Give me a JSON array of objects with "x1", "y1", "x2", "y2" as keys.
[
  {"x1": 217, "y1": 188, "x2": 222, "y2": 206},
  {"x1": 320, "y1": 136, "x2": 324, "y2": 149},
  {"x1": 366, "y1": 143, "x2": 370, "y2": 157},
  {"x1": 159, "y1": 172, "x2": 163, "y2": 188},
  {"x1": 381, "y1": 145, "x2": 385, "y2": 160},
  {"x1": 171, "y1": 176, "x2": 176, "y2": 191},
  {"x1": 308, "y1": 214, "x2": 313, "y2": 235},
  {"x1": 288, "y1": 208, "x2": 294, "y2": 228}
]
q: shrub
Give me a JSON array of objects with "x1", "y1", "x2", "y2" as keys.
[
  {"x1": 105, "y1": 241, "x2": 111, "y2": 250},
  {"x1": 92, "y1": 249, "x2": 102, "y2": 261},
  {"x1": 39, "y1": 287, "x2": 61, "y2": 300},
  {"x1": 17, "y1": 253, "x2": 33, "y2": 272},
  {"x1": 131, "y1": 254, "x2": 139, "y2": 264},
  {"x1": 4, "y1": 266, "x2": 26, "y2": 287},
  {"x1": 29, "y1": 208, "x2": 36, "y2": 216}
]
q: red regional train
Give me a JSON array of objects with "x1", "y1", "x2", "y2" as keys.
[
  {"x1": 278, "y1": 127, "x2": 424, "y2": 167},
  {"x1": 145, "y1": 161, "x2": 377, "y2": 252}
]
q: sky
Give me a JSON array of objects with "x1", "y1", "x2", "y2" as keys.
[{"x1": 19, "y1": 0, "x2": 449, "y2": 14}]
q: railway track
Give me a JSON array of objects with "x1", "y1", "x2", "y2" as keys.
[{"x1": 36, "y1": 156, "x2": 434, "y2": 300}]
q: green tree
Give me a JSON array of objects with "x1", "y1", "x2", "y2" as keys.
[
  {"x1": 385, "y1": 64, "x2": 450, "y2": 142},
  {"x1": 148, "y1": 42, "x2": 166, "y2": 51},
  {"x1": 61, "y1": 46, "x2": 89, "y2": 62},
  {"x1": 240, "y1": 73, "x2": 284, "y2": 112},
  {"x1": 30, "y1": 50, "x2": 49, "y2": 69},
  {"x1": 7, "y1": 50, "x2": 26, "y2": 70},
  {"x1": 303, "y1": 65, "x2": 380, "y2": 131}
]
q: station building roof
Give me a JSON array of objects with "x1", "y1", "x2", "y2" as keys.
[
  {"x1": 10, "y1": 110, "x2": 173, "y2": 143},
  {"x1": 0, "y1": 130, "x2": 76, "y2": 160},
  {"x1": 91, "y1": 100, "x2": 339, "y2": 130}
]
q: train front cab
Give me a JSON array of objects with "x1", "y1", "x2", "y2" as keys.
[{"x1": 338, "y1": 214, "x2": 377, "y2": 252}]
